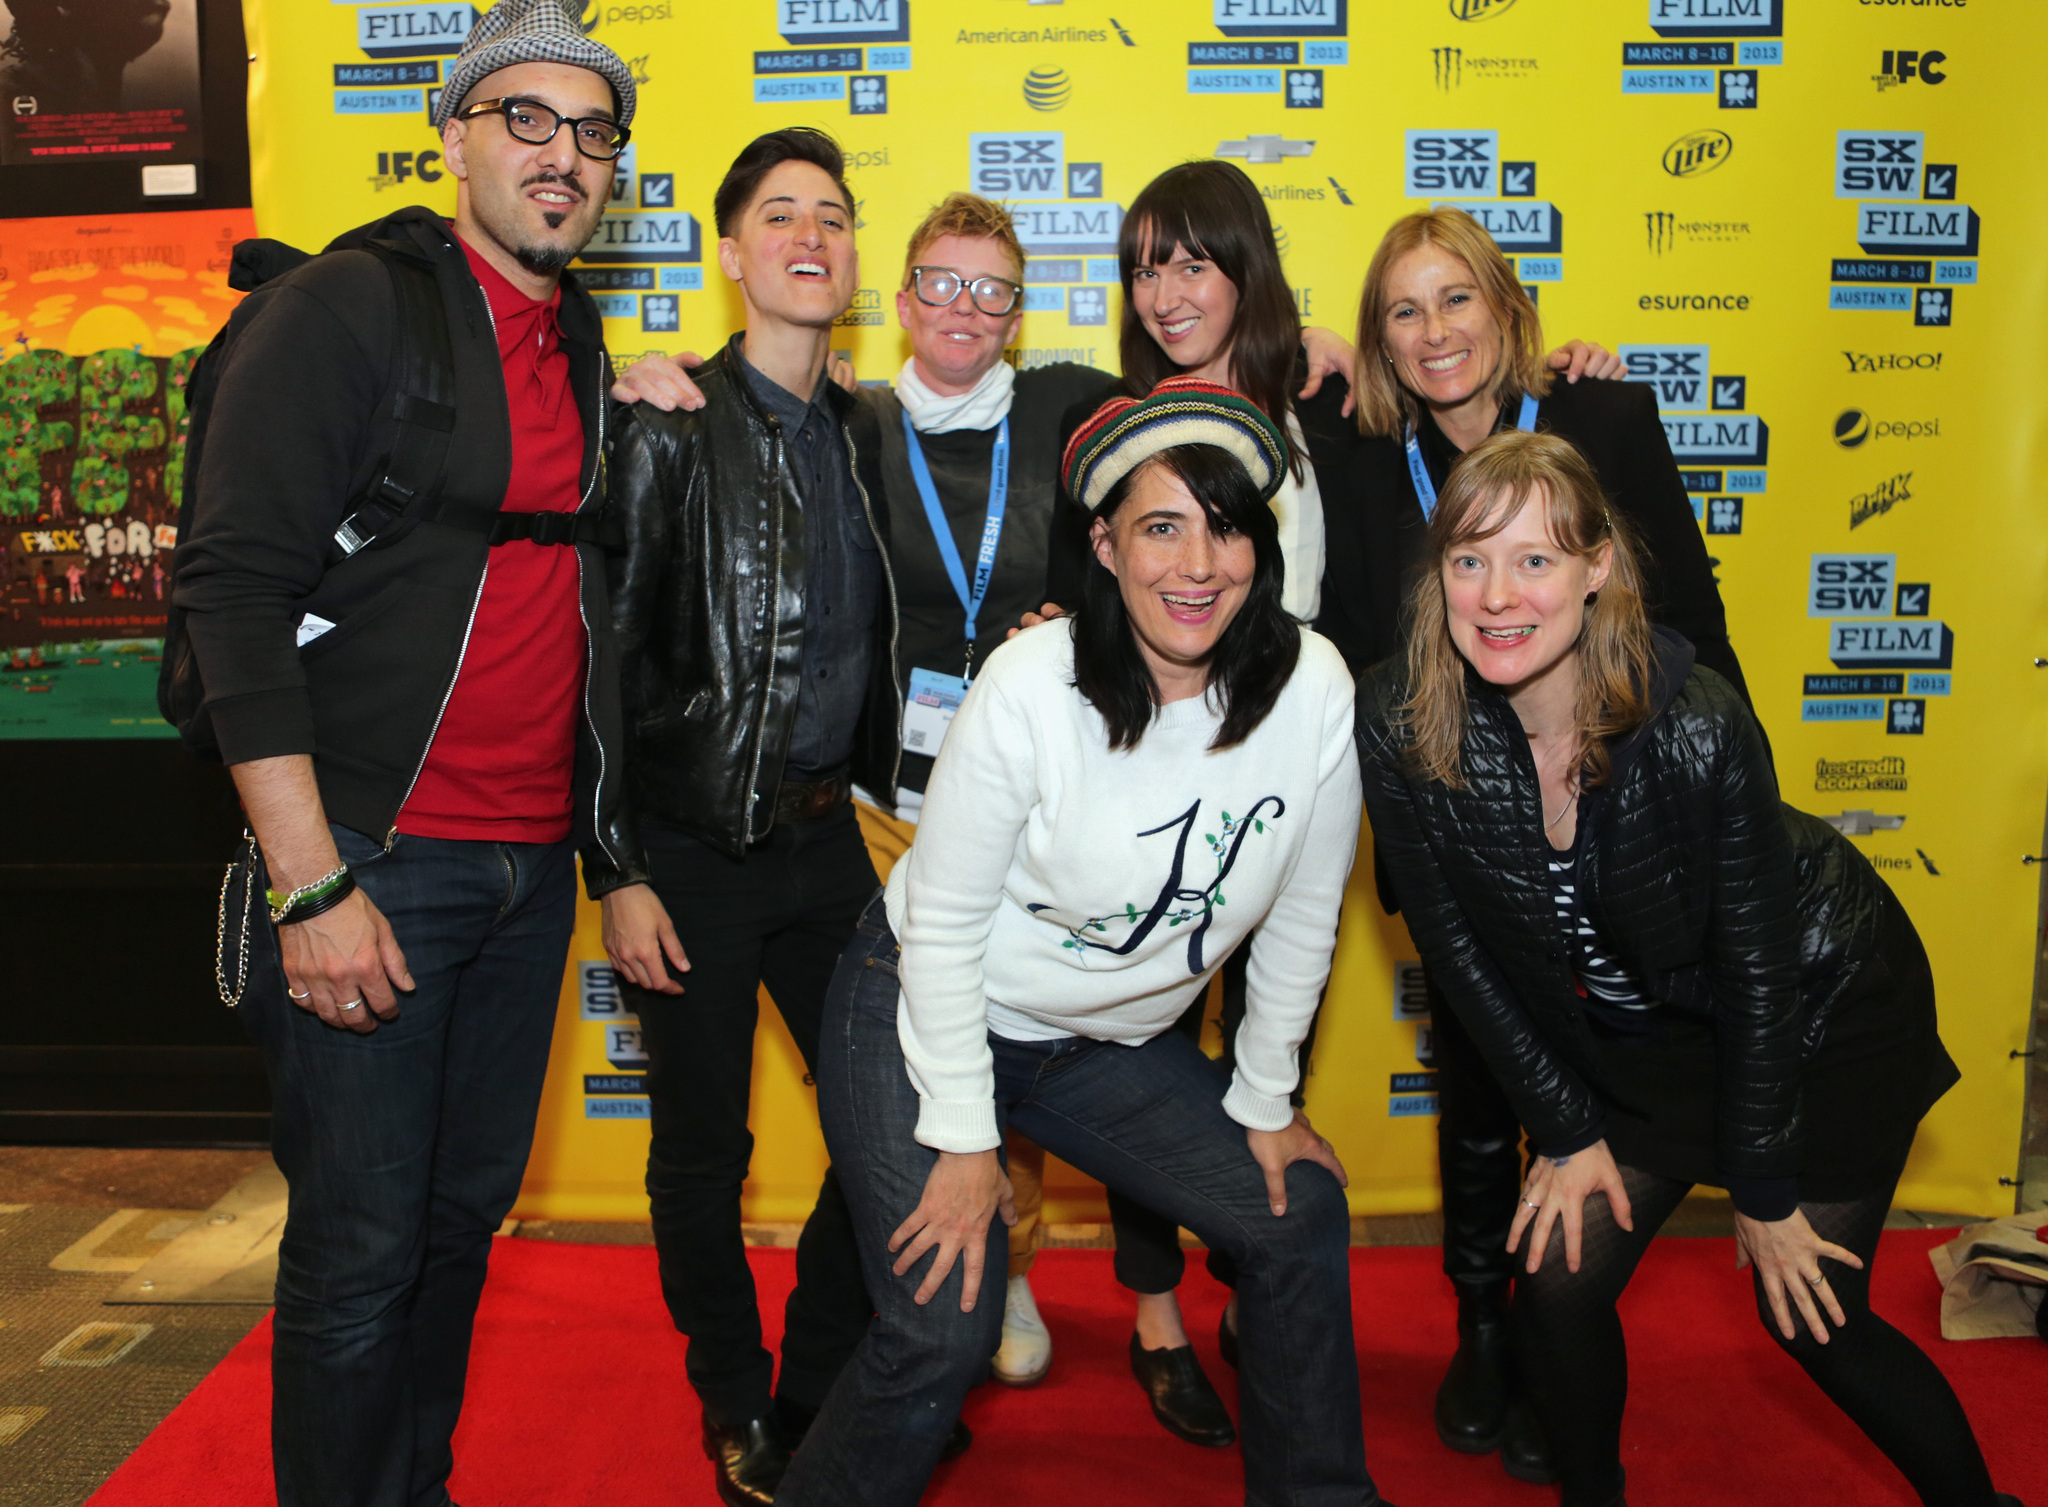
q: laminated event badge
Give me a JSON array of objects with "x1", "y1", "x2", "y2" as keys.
[{"x1": 902, "y1": 666, "x2": 968, "y2": 758}]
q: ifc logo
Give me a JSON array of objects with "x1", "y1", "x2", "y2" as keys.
[
  {"x1": 1662, "y1": 130, "x2": 1734, "y2": 179},
  {"x1": 1834, "y1": 409, "x2": 1872, "y2": 448},
  {"x1": 1023, "y1": 67, "x2": 1071, "y2": 112}
]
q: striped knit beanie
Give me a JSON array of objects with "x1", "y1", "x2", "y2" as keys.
[
  {"x1": 1061, "y1": 378, "x2": 1288, "y2": 514},
  {"x1": 435, "y1": 0, "x2": 637, "y2": 131}
]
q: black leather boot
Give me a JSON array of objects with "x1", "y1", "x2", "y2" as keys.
[
  {"x1": 1498, "y1": 1395, "x2": 1559, "y2": 1484},
  {"x1": 702, "y1": 1414, "x2": 789, "y2": 1507},
  {"x1": 1434, "y1": 1282, "x2": 1512, "y2": 1454},
  {"x1": 1129, "y1": 1334, "x2": 1236, "y2": 1447}
]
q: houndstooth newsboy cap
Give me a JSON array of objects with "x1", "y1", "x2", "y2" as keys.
[{"x1": 433, "y1": 0, "x2": 637, "y2": 132}]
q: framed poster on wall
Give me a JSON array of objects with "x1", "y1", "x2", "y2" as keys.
[{"x1": 0, "y1": 0, "x2": 205, "y2": 169}]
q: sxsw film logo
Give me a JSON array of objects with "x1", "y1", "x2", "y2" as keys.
[
  {"x1": 850, "y1": 75, "x2": 887, "y2": 113},
  {"x1": 1857, "y1": 204, "x2": 1979, "y2": 258},
  {"x1": 1213, "y1": 0, "x2": 1348, "y2": 39},
  {"x1": 1648, "y1": 0, "x2": 1782, "y2": 38},
  {"x1": 1620, "y1": 344, "x2": 1710, "y2": 409},
  {"x1": 1286, "y1": 69, "x2": 1324, "y2": 107},
  {"x1": 1720, "y1": 68, "x2": 1756, "y2": 108},
  {"x1": 1829, "y1": 619, "x2": 1952, "y2": 671},
  {"x1": 1809, "y1": 554, "x2": 1896, "y2": 617},
  {"x1": 1874, "y1": 50, "x2": 1946, "y2": 91},
  {"x1": 1915, "y1": 287, "x2": 1952, "y2": 326},
  {"x1": 777, "y1": 0, "x2": 909, "y2": 46},
  {"x1": 1663, "y1": 129, "x2": 1733, "y2": 178},
  {"x1": 971, "y1": 133, "x2": 1064, "y2": 201},
  {"x1": 1435, "y1": 201, "x2": 1561, "y2": 253},
  {"x1": 1406, "y1": 130, "x2": 1496, "y2": 196},
  {"x1": 1836, "y1": 132, "x2": 1922, "y2": 199},
  {"x1": 577, "y1": 210, "x2": 703, "y2": 265},
  {"x1": 357, "y1": 1, "x2": 473, "y2": 59}
]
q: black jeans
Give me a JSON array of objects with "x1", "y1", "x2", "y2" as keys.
[
  {"x1": 626, "y1": 806, "x2": 878, "y2": 1424},
  {"x1": 780, "y1": 901, "x2": 1381, "y2": 1507},
  {"x1": 237, "y1": 824, "x2": 574, "y2": 1507}
]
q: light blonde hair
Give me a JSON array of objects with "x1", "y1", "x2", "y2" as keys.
[
  {"x1": 901, "y1": 192, "x2": 1025, "y2": 286},
  {"x1": 1352, "y1": 207, "x2": 1552, "y2": 439},
  {"x1": 1400, "y1": 430, "x2": 1653, "y2": 790}
]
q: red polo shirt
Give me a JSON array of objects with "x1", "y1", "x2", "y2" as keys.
[{"x1": 395, "y1": 235, "x2": 587, "y2": 843}]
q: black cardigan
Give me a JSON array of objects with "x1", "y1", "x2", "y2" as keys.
[{"x1": 1355, "y1": 630, "x2": 1919, "y2": 1210}]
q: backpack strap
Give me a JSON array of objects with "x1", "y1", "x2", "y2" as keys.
[{"x1": 332, "y1": 242, "x2": 457, "y2": 558}]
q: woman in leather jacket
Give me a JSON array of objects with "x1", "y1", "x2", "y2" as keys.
[{"x1": 1355, "y1": 430, "x2": 2015, "y2": 1507}]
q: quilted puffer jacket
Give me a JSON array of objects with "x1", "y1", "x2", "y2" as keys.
[{"x1": 1355, "y1": 628, "x2": 1892, "y2": 1182}]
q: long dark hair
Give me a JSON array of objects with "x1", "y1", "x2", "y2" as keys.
[
  {"x1": 1118, "y1": 161, "x2": 1305, "y2": 477},
  {"x1": 1073, "y1": 444, "x2": 1300, "y2": 752}
]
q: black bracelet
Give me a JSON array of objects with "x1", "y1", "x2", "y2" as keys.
[{"x1": 274, "y1": 870, "x2": 358, "y2": 926}]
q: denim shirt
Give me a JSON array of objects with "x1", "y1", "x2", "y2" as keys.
[{"x1": 735, "y1": 344, "x2": 881, "y2": 779}]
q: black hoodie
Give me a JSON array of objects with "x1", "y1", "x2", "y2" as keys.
[{"x1": 173, "y1": 207, "x2": 626, "y2": 864}]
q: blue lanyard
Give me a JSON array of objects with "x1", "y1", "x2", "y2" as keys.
[
  {"x1": 1405, "y1": 392, "x2": 1541, "y2": 520},
  {"x1": 901, "y1": 407, "x2": 1009, "y2": 677}
]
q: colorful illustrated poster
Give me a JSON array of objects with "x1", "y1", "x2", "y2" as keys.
[
  {"x1": 0, "y1": 0, "x2": 206, "y2": 166},
  {"x1": 0, "y1": 207, "x2": 250, "y2": 738}
]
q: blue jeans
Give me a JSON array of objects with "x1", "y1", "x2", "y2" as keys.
[
  {"x1": 235, "y1": 823, "x2": 575, "y2": 1507},
  {"x1": 779, "y1": 898, "x2": 1381, "y2": 1507}
]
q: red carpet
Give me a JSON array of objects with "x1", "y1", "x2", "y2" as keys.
[{"x1": 88, "y1": 1230, "x2": 2044, "y2": 1506}]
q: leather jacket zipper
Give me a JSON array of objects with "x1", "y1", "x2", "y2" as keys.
[
  {"x1": 574, "y1": 346, "x2": 620, "y2": 868},
  {"x1": 741, "y1": 415, "x2": 786, "y2": 844},
  {"x1": 844, "y1": 421, "x2": 904, "y2": 795}
]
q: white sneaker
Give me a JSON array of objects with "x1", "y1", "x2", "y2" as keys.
[{"x1": 993, "y1": 1273, "x2": 1053, "y2": 1386}]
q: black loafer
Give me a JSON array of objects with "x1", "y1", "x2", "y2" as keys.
[
  {"x1": 1129, "y1": 1334, "x2": 1236, "y2": 1447},
  {"x1": 1499, "y1": 1396, "x2": 1558, "y2": 1485},
  {"x1": 1218, "y1": 1305, "x2": 1239, "y2": 1370},
  {"x1": 1434, "y1": 1287, "x2": 1512, "y2": 1454},
  {"x1": 939, "y1": 1417, "x2": 972, "y2": 1461},
  {"x1": 702, "y1": 1414, "x2": 789, "y2": 1507}
]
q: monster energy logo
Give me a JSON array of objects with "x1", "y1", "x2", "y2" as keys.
[
  {"x1": 1646, "y1": 211, "x2": 1675, "y2": 254},
  {"x1": 1433, "y1": 47, "x2": 1461, "y2": 90}
]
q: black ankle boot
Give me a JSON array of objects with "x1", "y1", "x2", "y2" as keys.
[
  {"x1": 1434, "y1": 1283, "x2": 1512, "y2": 1454},
  {"x1": 1129, "y1": 1333, "x2": 1236, "y2": 1447},
  {"x1": 1498, "y1": 1395, "x2": 1558, "y2": 1484},
  {"x1": 702, "y1": 1413, "x2": 789, "y2": 1507}
]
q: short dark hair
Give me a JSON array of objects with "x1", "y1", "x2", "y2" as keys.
[
  {"x1": 1118, "y1": 161, "x2": 1304, "y2": 478},
  {"x1": 713, "y1": 126, "x2": 853, "y2": 238},
  {"x1": 1072, "y1": 443, "x2": 1300, "y2": 753}
]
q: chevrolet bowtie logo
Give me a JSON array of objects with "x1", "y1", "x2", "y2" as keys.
[{"x1": 1217, "y1": 135, "x2": 1315, "y2": 165}]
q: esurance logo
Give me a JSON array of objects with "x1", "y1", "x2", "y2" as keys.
[
  {"x1": 777, "y1": 0, "x2": 908, "y2": 46},
  {"x1": 1648, "y1": 0, "x2": 1782, "y2": 38},
  {"x1": 1836, "y1": 131, "x2": 1921, "y2": 199},
  {"x1": 1214, "y1": 0, "x2": 1348, "y2": 39},
  {"x1": 1662, "y1": 129, "x2": 1733, "y2": 178},
  {"x1": 1406, "y1": 129, "x2": 1496, "y2": 196},
  {"x1": 971, "y1": 132, "x2": 1065, "y2": 201}
]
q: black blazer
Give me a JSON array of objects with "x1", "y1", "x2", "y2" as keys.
[{"x1": 1307, "y1": 376, "x2": 1751, "y2": 709}]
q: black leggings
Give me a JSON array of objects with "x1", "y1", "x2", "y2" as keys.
[{"x1": 1515, "y1": 1162, "x2": 1998, "y2": 1507}]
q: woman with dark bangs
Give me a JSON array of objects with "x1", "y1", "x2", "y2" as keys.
[
  {"x1": 1037, "y1": 161, "x2": 1625, "y2": 1446},
  {"x1": 1354, "y1": 429, "x2": 2014, "y2": 1507},
  {"x1": 779, "y1": 386, "x2": 1391, "y2": 1507}
]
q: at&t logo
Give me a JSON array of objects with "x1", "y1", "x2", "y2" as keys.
[
  {"x1": 1662, "y1": 129, "x2": 1733, "y2": 178},
  {"x1": 1023, "y1": 67, "x2": 1071, "y2": 111}
]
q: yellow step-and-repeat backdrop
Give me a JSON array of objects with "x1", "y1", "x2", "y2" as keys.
[{"x1": 239, "y1": 0, "x2": 2048, "y2": 1223}]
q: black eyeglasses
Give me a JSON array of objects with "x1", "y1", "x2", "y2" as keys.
[
  {"x1": 459, "y1": 97, "x2": 630, "y2": 161},
  {"x1": 909, "y1": 266, "x2": 1024, "y2": 317}
]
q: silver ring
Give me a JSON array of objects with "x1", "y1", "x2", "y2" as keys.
[
  {"x1": 339, "y1": 999, "x2": 363, "y2": 1011},
  {"x1": 287, "y1": 987, "x2": 311, "y2": 1000},
  {"x1": 1805, "y1": 1272, "x2": 1827, "y2": 1288},
  {"x1": 1522, "y1": 1198, "x2": 1541, "y2": 1210}
]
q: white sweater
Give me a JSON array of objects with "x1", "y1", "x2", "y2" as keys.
[{"x1": 884, "y1": 618, "x2": 1362, "y2": 1152}]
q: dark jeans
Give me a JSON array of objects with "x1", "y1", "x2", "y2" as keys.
[
  {"x1": 626, "y1": 806, "x2": 877, "y2": 1423},
  {"x1": 236, "y1": 823, "x2": 574, "y2": 1507},
  {"x1": 1430, "y1": 982, "x2": 1525, "y2": 1295},
  {"x1": 780, "y1": 900, "x2": 1381, "y2": 1507},
  {"x1": 1109, "y1": 941, "x2": 1323, "y2": 1294}
]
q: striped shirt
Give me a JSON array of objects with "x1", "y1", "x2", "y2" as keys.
[{"x1": 1549, "y1": 844, "x2": 1657, "y2": 1030}]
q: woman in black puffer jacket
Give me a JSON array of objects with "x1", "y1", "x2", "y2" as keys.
[{"x1": 1354, "y1": 429, "x2": 2015, "y2": 1507}]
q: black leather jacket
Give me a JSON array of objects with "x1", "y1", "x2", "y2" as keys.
[
  {"x1": 582, "y1": 343, "x2": 901, "y2": 887},
  {"x1": 1355, "y1": 630, "x2": 1894, "y2": 1182}
]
